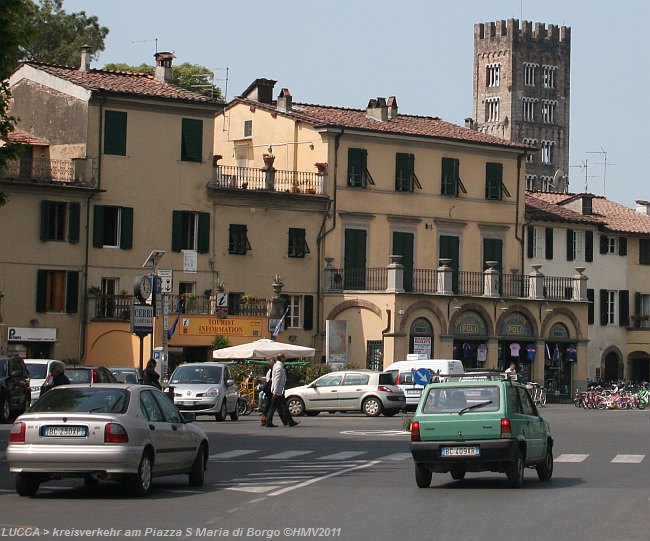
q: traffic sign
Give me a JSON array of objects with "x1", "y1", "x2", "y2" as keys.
[
  {"x1": 413, "y1": 367, "x2": 432, "y2": 386},
  {"x1": 131, "y1": 304, "x2": 154, "y2": 335}
]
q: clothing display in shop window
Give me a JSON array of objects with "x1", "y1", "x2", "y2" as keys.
[
  {"x1": 526, "y1": 343, "x2": 536, "y2": 362},
  {"x1": 509, "y1": 342, "x2": 521, "y2": 358},
  {"x1": 553, "y1": 344, "x2": 561, "y2": 366},
  {"x1": 477, "y1": 343, "x2": 488, "y2": 364},
  {"x1": 462, "y1": 342, "x2": 471, "y2": 358},
  {"x1": 565, "y1": 343, "x2": 577, "y2": 362}
]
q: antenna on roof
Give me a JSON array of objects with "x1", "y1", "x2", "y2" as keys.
[
  {"x1": 132, "y1": 38, "x2": 159, "y2": 55},
  {"x1": 586, "y1": 147, "x2": 616, "y2": 197},
  {"x1": 570, "y1": 159, "x2": 596, "y2": 193}
]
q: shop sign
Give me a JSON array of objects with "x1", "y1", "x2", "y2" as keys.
[
  {"x1": 550, "y1": 323, "x2": 569, "y2": 339},
  {"x1": 499, "y1": 312, "x2": 533, "y2": 337},
  {"x1": 7, "y1": 327, "x2": 57, "y2": 342},
  {"x1": 326, "y1": 320, "x2": 348, "y2": 365},
  {"x1": 179, "y1": 317, "x2": 263, "y2": 337},
  {"x1": 413, "y1": 336, "x2": 431, "y2": 357},
  {"x1": 452, "y1": 311, "x2": 487, "y2": 336}
]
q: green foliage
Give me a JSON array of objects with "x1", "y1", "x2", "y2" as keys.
[
  {"x1": 17, "y1": 0, "x2": 109, "y2": 67},
  {"x1": 103, "y1": 61, "x2": 225, "y2": 102},
  {"x1": 288, "y1": 363, "x2": 332, "y2": 388},
  {"x1": 211, "y1": 334, "x2": 230, "y2": 350}
]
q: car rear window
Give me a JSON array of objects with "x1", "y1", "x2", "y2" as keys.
[
  {"x1": 170, "y1": 365, "x2": 222, "y2": 384},
  {"x1": 66, "y1": 369, "x2": 92, "y2": 383},
  {"x1": 378, "y1": 372, "x2": 396, "y2": 385},
  {"x1": 422, "y1": 386, "x2": 500, "y2": 413},
  {"x1": 26, "y1": 363, "x2": 49, "y2": 379},
  {"x1": 29, "y1": 388, "x2": 130, "y2": 414}
]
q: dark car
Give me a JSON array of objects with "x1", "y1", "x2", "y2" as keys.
[
  {"x1": 0, "y1": 355, "x2": 31, "y2": 423},
  {"x1": 110, "y1": 367, "x2": 145, "y2": 385},
  {"x1": 65, "y1": 365, "x2": 118, "y2": 384}
]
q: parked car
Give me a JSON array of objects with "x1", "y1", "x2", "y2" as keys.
[
  {"x1": 65, "y1": 365, "x2": 118, "y2": 384},
  {"x1": 110, "y1": 367, "x2": 145, "y2": 385},
  {"x1": 410, "y1": 377, "x2": 554, "y2": 488},
  {"x1": 24, "y1": 359, "x2": 59, "y2": 404},
  {"x1": 0, "y1": 355, "x2": 31, "y2": 424},
  {"x1": 169, "y1": 362, "x2": 239, "y2": 421},
  {"x1": 7, "y1": 383, "x2": 208, "y2": 497},
  {"x1": 285, "y1": 369, "x2": 406, "y2": 417}
]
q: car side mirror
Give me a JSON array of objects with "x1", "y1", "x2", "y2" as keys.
[
  {"x1": 183, "y1": 412, "x2": 196, "y2": 423},
  {"x1": 226, "y1": 378, "x2": 235, "y2": 387}
]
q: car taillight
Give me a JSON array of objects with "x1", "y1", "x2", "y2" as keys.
[
  {"x1": 377, "y1": 385, "x2": 393, "y2": 393},
  {"x1": 410, "y1": 420, "x2": 421, "y2": 441},
  {"x1": 91, "y1": 369, "x2": 99, "y2": 383},
  {"x1": 9, "y1": 422, "x2": 26, "y2": 443},
  {"x1": 501, "y1": 418, "x2": 512, "y2": 438},
  {"x1": 395, "y1": 374, "x2": 401, "y2": 384},
  {"x1": 104, "y1": 423, "x2": 129, "y2": 443}
]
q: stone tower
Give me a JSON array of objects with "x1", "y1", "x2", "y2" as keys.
[{"x1": 471, "y1": 19, "x2": 571, "y2": 192}]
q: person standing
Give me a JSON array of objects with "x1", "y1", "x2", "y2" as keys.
[
  {"x1": 40, "y1": 361, "x2": 70, "y2": 397},
  {"x1": 265, "y1": 354, "x2": 299, "y2": 427},
  {"x1": 144, "y1": 358, "x2": 162, "y2": 389}
]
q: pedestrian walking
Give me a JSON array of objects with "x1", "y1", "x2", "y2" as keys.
[
  {"x1": 144, "y1": 358, "x2": 162, "y2": 389},
  {"x1": 265, "y1": 354, "x2": 299, "y2": 427}
]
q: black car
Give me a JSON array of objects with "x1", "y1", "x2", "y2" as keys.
[
  {"x1": 0, "y1": 355, "x2": 31, "y2": 423},
  {"x1": 65, "y1": 365, "x2": 118, "y2": 384}
]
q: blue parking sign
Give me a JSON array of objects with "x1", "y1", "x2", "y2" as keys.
[{"x1": 413, "y1": 368, "x2": 432, "y2": 386}]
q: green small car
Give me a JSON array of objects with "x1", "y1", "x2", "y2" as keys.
[{"x1": 409, "y1": 377, "x2": 553, "y2": 488}]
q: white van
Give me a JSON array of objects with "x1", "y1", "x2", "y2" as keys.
[{"x1": 384, "y1": 355, "x2": 465, "y2": 409}]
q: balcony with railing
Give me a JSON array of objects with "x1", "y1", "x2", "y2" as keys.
[
  {"x1": 208, "y1": 165, "x2": 325, "y2": 195},
  {"x1": 0, "y1": 157, "x2": 97, "y2": 187}
]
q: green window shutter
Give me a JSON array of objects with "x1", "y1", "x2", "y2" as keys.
[
  {"x1": 587, "y1": 289, "x2": 594, "y2": 325},
  {"x1": 526, "y1": 226, "x2": 534, "y2": 258},
  {"x1": 104, "y1": 110, "x2": 127, "y2": 156},
  {"x1": 303, "y1": 295, "x2": 314, "y2": 330},
  {"x1": 68, "y1": 202, "x2": 80, "y2": 244},
  {"x1": 93, "y1": 206, "x2": 104, "y2": 248},
  {"x1": 66, "y1": 271, "x2": 79, "y2": 314},
  {"x1": 619, "y1": 237, "x2": 627, "y2": 256},
  {"x1": 600, "y1": 235, "x2": 608, "y2": 254},
  {"x1": 566, "y1": 229, "x2": 574, "y2": 261},
  {"x1": 172, "y1": 211, "x2": 183, "y2": 252},
  {"x1": 439, "y1": 235, "x2": 460, "y2": 293},
  {"x1": 395, "y1": 153, "x2": 413, "y2": 192},
  {"x1": 348, "y1": 148, "x2": 366, "y2": 187},
  {"x1": 441, "y1": 157, "x2": 459, "y2": 196},
  {"x1": 619, "y1": 290, "x2": 629, "y2": 327},
  {"x1": 181, "y1": 118, "x2": 203, "y2": 162},
  {"x1": 344, "y1": 229, "x2": 367, "y2": 289},
  {"x1": 641, "y1": 239, "x2": 650, "y2": 264},
  {"x1": 545, "y1": 227, "x2": 554, "y2": 259},
  {"x1": 585, "y1": 231, "x2": 594, "y2": 262},
  {"x1": 36, "y1": 269, "x2": 47, "y2": 312},
  {"x1": 485, "y1": 162, "x2": 502, "y2": 200},
  {"x1": 40, "y1": 200, "x2": 50, "y2": 242},
  {"x1": 197, "y1": 212, "x2": 210, "y2": 253},
  {"x1": 393, "y1": 231, "x2": 414, "y2": 291},
  {"x1": 120, "y1": 207, "x2": 133, "y2": 250},
  {"x1": 483, "y1": 238, "x2": 503, "y2": 271},
  {"x1": 599, "y1": 289, "x2": 608, "y2": 325}
]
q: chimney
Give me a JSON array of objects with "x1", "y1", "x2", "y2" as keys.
[
  {"x1": 366, "y1": 97, "x2": 388, "y2": 122},
  {"x1": 636, "y1": 200, "x2": 650, "y2": 215},
  {"x1": 79, "y1": 45, "x2": 91, "y2": 72},
  {"x1": 154, "y1": 52, "x2": 176, "y2": 82},
  {"x1": 465, "y1": 118, "x2": 475, "y2": 129},
  {"x1": 387, "y1": 96, "x2": 398, "y2": 119},
  {"x1": 277, "y1": 88, "x2": 292, "y2": 113}
]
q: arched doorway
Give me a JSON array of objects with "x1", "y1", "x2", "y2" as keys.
[
  {"x1": 451, "y1": 310, "x2": 489, "y2": 369},
  {"x1": 628, "y1": 352, "x2": 649, "y2": 383},
  {"x1": 603, "y1": 351, "x2": 620, "y2": 382},
  {"x1": 497, "y1": 311, "x2": 535, "y2": 381},
  {"x1": 409, "y1": 317, "x2": 433, "y2": 358}
]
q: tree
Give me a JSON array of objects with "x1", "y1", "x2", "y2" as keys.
[
  {"x1": 18, "y1": 0, "x2": 109, "y2": 67},
  {"x1": 0, "y1": 0, "x2": 33, "y2": 207},
  {"x1": 103, "y1": 61, "x2": 225, "y2": 102}
]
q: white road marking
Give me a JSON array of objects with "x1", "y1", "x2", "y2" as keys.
[
  {"x1": 378, "y1": 452, "x2": 412, "y2": 461},
  {"x1": 611, "y1": 454, "x2": 644, "y2": 463},
  {"x1": 262, "y1": 450, "x2": 313, "y2": 460},
  {"x1": 555, "y1": 454, "x2": 589, "y2": 462},
  {"x1": 318, "y1": 451, "x2": 367, "y2": 460},
  {"x1": 209, "y1": 450, "x2": 258, "y2": 460}
]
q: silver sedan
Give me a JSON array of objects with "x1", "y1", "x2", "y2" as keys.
[{"x1": 6, "y1": 384, "x2": 209, "y2": 497}]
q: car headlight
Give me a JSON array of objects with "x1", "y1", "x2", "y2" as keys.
[{"x1": 205, "y1": 387, "x2": 220, "y2": 397}]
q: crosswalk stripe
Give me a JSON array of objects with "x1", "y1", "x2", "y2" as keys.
[
  {"x1": 263, "y1": 450, "x2": 313, "y2": 460},
  {"x1": 378, "y1": 452, "x2": 412, "y2": 461},
  {"x1": 555, "y1": 454, "x2": 589, "y2": 463},
  {"x1": 611, "y1": 454, "x2": 645, "y2": 463},
  {"x1": 318, "y1": 451, "x2": 367, "y2": 461},
  {"x1": 209, "y1": 450, "x2": 258, "y2": 460}
]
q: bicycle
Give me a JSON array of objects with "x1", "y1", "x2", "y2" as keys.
[{"x1": 237, "y1": 377, "x2": 260, "y2": 416}]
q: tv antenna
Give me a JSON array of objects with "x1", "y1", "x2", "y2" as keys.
[
  {"x1": 132, "y1": 37, "x2": 159, "y2": 55},
  {"x1": 586, "y1": 147, "x2": 615, "y2": 197},
  {"x1": 569, "y1": 159, "x2": 596, "y2": 193}
]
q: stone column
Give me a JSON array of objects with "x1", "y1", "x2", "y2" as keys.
[
  {"x1": 437, "y1": 258, "x2": 453, "y2": 295},
  {"x1": 483, "y1": 260, "x2": 500, "y2": 297},
  {"x1": 572, "y1": 267, "x2": 588, "y2": 302},
  {"x1": 387, "y1": 255, "x2": 404, "y2": 293},
  {"x1": 528, "y1": 264, "x2": 545, "y2": 300}
]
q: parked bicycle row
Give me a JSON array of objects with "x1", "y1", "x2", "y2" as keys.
[{"x1": 573, "y1": 384, "x2": 649, "y2": 410}]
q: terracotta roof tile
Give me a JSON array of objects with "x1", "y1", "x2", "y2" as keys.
[
  {"x1": 7, "y1": 129, "x2": 49, "y2": 146},
  {"x1": 528, "y1": 191, "x2": 650, "y2": 235},
  {"x1": 20, "y1": 61, "x2": 216, "y2": 104},
  {"x1": 234, "y1": 98, "x2": 531, "y2": 151}
]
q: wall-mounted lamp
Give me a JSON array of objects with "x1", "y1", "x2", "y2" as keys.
[
  {"x1": 30, "y1": 318, "x2": 39, "y2": 327},
  {"x1": 493, "y1": 299, "x2": 507, "y2": 318},
  {"x1": 447, "y1": 297, "x2": 461, "y2": 318},
  {"x1": 398, "y1": 309, "x2": 405, "y2": 316},
  {"x1": 538, "y1": 301, "x2": 554, "y2": 320}
]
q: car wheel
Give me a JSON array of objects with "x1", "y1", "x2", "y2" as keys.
[
  {"x1": 450, "y1": 466, "x2": 466, "y2": 480},
  {"x1": 286, "y1": 397, "x2": 305, "y2": 417},
  {"x1": 214, "y1": 400, "x2": 227, "y2": 422},
  {"x1": 362, "y1": 397, "x2": 382, "y2": 417},
  {"x1": 0, "y1": 394, "x2": 10, "y2": 424},
  {"x1": 415, "y1": 464, "x2": 432, "y2": 488},
  {"x1": 382, "y1": 409, "x2": 399, "y2": 417},
  {"x1": 189, "y1": 445, "x2": 206, "y2": 487},
  {"x1": 506, "y1": 449, "x2": 525, "y2": 488},
  {"x1": 125, "y1": 452, "x2": 153, "y2": 496},
  {"x1": 229, "y1": 400, "x2": 239, "y2": 421},
  {"x1": 536, "y1": 447, "x2": 554, "y2": 482},
  {"x1": 15, "y1": 473, "x2": 40, "y2": 497}
]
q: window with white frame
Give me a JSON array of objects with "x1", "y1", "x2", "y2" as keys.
[
  {"x1": 524, "y1": 63, "x2": 537, "y2": 86},
  {"x1": 573, "y1": 230, "x2": 586, "y2": 261},
  {"x1": 541, "y1": 100, "x2": 556, "y2": 124},
  {"x1": 639, "y1": 294, "x2": 650, "y2": 328},
  {"x1": 523, "y1": 139, "x2": 537, "y2": 163},
  {"x1": 542, "y1": 65, "x2": 556, "y2": 88},
  {"x1": 531, "y1": 226, "x2": 545, "y2": 259},
  {"x1": 540, "y1": 176, "x2": 553, "y2": 191},
  {"x1": 522, "y1": 98, "x2": 536, "y2": 122},
  {"x1": 525, "y1": 175, "x2": 536, "y2": 190},
  {"x1": 605, "y1": 290, "x2": 617, "y2": 325},
  {"x1": 607, "y1": 236, "x2": 617, "y2": 254},
  {"x1": 541, "y1": 141, "x2": 554, "y2": 165},
  {"x1": 287, "y1": 295, "x2": 301, "y2": 328},
  {"x1": 243, "y1": 119, "x2": 252, "y2": 138},
  {"x1": 486, "y1": 98, "x2": 499, "y2": 122},
  {"x1": 486, "y1": 63, "x2": 501, "y2": 87}
]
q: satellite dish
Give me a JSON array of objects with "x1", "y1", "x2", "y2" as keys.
[{"x1": 552, "y1": 169, "x2": 565, "y2": 191}]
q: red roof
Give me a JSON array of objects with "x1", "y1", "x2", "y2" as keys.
[
  {"x1": 7, "y1": 129, "x2": 49, "y2": 146},
  {"x1": 527, "y1": 191, "x2": 650, "y2": 235},
  {"x1": 18, "y1": 61, "x2": 216, "y2": 104},
  {"x1": 232, "y1": 97, "x2": 531, "y2": 151}
]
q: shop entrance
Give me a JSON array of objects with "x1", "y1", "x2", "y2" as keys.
[
  {"x1": 450, "y1": 311, "x2": 488, "y2": 370},
  {"x1": 409, "y1": 318, "x2": 433, "y2": 358},
  {"x1": 543, "y1": 324, "x2": 577, "y2": 402}
]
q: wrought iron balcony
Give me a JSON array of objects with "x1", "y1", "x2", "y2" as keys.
[
  {"x1": 0, "y1": 157, "x2": 97, "y2": 187},
  {"x1": 208, "y1": 165, "x2": 325, "y2": 195}
]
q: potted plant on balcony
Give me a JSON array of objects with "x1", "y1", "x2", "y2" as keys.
[
  {"x1": 314, "y1": 162, "x2": 328, "y2": 173},
  {"x1": 215, "y1": 278, "x2": 225, "y2": 292},
  {"x1": 241, "y1": 294, "x2": 258, "y2": 305},
  {"x1": 88, "y1": 285, "x2": 101, "y2": 296},
  {"x1": 262, "y1": 153, "x2": 276, "y2": 169}
]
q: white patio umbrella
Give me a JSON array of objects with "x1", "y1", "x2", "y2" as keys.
[{"x1": 212, "y1": 338, "x2": 315, "y2": 359}]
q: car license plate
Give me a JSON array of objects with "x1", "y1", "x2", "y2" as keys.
[
  {"x1": 41, "y1": 425, "x2": 88, "y2": 437},
  {"x1": 440, "y1": 446, "x2": 479, "y2": 457},
  {"x1": 406, "y1": 389, "x2": 421, "y2": 396},
  {"x1": 179, "y1": 401, "x2": 196, "y2": 407}
]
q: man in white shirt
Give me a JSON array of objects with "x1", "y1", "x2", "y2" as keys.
[{"x1": 265, "y1": 354, "x2": 299, "y2": 427}]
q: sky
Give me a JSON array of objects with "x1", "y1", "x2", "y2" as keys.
[{"x1": 62, "y1": 0, "x2": 650, "y2": 207}]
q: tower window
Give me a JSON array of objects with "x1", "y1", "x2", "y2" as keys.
[
  {"x1": 486, "y1": 63, "x2": 501, "y2": 87},
  {"x1": 542, "y1": 65, "x2": 557, "y2": 89},
  {"x1": 541, "y1": 100, "x2": 557, "y2": 124},
  {"x1": 485, "y1": 98, "x2": 499, "y2": 123},
  {"x1": 524, "y1": 63, "x2": 538, "y2": 86}
]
